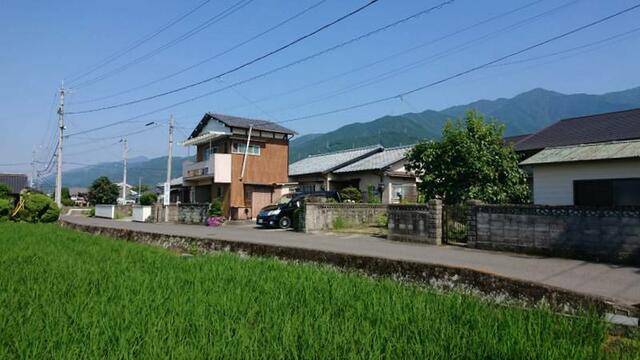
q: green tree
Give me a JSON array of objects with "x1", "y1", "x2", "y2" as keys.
[
  {"x1": 139, "y1": 192, "x2": 158, "y2": 206},
  {"x1": 16, "y1": 192, "x2": 60, "y2": 223},
  {"x1": 0, "y1": 183, "x2": 10, "y2": 199},
  {"x1": 88, "y1": 177, "x2": 119, "y2": 205},
  {"x1": 406, "y1": 110, "x2": 529, "y2": 205},
  {"x1": 61, "y1": 187, "x2": 75, "y2": 206}
]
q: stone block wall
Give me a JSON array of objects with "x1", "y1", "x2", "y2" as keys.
[
  {"x1": 149, "y1": 204, "x2": 207, "y2": 224},
  {"x1": 304, "y1": 203, "x2": 387, "y2": 232},
  {"x1": 468, "y1": 204, "x2": 640, "y2": 265},
  {"x1": 387, "y1": 200, "x2": 442, "y2": 245}
]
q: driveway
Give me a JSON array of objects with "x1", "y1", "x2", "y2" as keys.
[{"x1": 61, "y1": 215, "x2": 640, "y2": 308}]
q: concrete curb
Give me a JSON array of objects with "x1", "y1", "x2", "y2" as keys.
[{"x1": 59, "y1": 219, "x2": 637, "y2": 316}]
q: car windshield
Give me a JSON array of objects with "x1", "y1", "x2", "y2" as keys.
[{"x1": 275, "y1": 194, "x2": 293, "y2": 204}]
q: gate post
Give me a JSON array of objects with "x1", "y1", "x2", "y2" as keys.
[
  {"x1": 428, "y1": 199, "x2": 442, "y2": 245},
  {"x1": 466, "y1": 199, "x2": 483, "y2": 247}
]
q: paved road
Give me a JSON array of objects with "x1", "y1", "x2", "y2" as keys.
[{"x1": 62, "y1": 215, "x2": 640, "y2": 307}]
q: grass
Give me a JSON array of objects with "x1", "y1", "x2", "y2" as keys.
[{"x1": 0, "y1": 223, "x2": 638, "y2": 359}]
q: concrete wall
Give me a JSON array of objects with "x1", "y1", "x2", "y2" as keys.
[
  {"x1": 468, "y1": 203, "x2": 640, "y2": 265},
  {"x1": 149, "y1": 204, "x2": 208, "y2": 224},
  {"x1": 304, "y1": 203, "x2": 387, "y2": 232},
  {"x1": 387, "y1": 200, "x2": 442, "y2": 245},
  {"x1": 532, "y1": 159, "x2": 640, "y2": 205}
]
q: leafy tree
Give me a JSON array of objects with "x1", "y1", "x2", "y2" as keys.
[
  {"x1": 134, "y1": 184, "x2": 150, "y2": 194},
  {"x1": 61, "y1": 187, "x2": 75, "y2": 206},
  {"x1": 0, "y1": 183, "x2": 10, "y2": 199},
  {"x1": 406, "y1": 110, "x2": 529, "y2": 205},
  {"x1": 340, "y1": 186, "x2": 362, "y2": 203},
  {"x1": 139, "y1": 192, "x2": 158, "y2": 206},
  {"x1": 0, "y1": 198, "x2": 12, "y2": 221},
  {"x1": 16, "y1": 192, "x2": 60, "y2": 223},
  {"x1": 88, "y1": 176, "x2": 119, "y2": 205}
]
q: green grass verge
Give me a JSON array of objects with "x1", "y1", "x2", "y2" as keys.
[{"x1": 0, "y1": 223, "x2": 637, "y2": 359}]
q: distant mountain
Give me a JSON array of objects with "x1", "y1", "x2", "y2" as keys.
[
  {"x1": 290, "y1": 86, "x2": 640, "y2": 162},
  {"x1": 49, "y1": 156, "x2": 189, "y2": 188}
]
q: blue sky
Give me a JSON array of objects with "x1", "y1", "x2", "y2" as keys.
[{"x1": 2, "y1": 0, "x2": 640, "y2": 178}]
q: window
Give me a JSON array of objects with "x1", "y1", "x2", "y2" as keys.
[
  {"x1": 203, "y1": 145, "x2": 218, "y2": 161},
  {"x1": 574, "y1": 178, "x2": 640, "y2": 206},
  {"x1": 232, "y1": 142, "x2": 260, "y2": 155},
  {"x1": 301, "y1": 184, "x2": 316, "y2": 193}
]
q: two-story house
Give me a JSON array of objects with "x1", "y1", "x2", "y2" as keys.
[{"x1": 181, "y1": 113, "x2": 295, "y2": 219}]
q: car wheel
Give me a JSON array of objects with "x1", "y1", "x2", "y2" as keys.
[{"x1": 278, "y1": 216, "x2": 291, "y2": 229}]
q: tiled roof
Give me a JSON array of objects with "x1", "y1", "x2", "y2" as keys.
[
  {"x1": 188, "y1": 113, "x2": 295, "y2": 139},
  {"x1": 334, "y1": 145, "x2": 412, "y2": 173},
  {"x1": 0, "y1": 173, "x2": 28, "y2": 194},
  {"x1": 289, "y1": 145, "x2": 383, "y2": 176},
  {"x1": 503, "y1": 134, "x2": 531, "y2": 146},
  {"x1": 520, "y1": 139, "x2": 640, "y2": 165},
  {"x1": 515, "y1": 108, "x2": 640, "y2": 151}
]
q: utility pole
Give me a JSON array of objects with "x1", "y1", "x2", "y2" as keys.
[
  {"x1": 121, "y1": 138, "x2": 128, "y2": 204},
  {"x1": 164, "y1": 115, "x2": 174, "y2": 221},
  {"x1": 54, "y1": 83, "x2": 65, "y2": 207}
]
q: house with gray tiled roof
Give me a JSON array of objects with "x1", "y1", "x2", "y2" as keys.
[
  {"x1": 288, "y1": 145, "x2": 418, "y2": 203},
  {"x1": 513, "y1": 108, "x2": 640, "y2": 206}
]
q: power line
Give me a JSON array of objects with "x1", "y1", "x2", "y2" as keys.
[
  {"x1": 65, "y1": 0, "x2": 212, "y2": 84},
  {"x1": 65, "y1": 0, "x2": 453, "y2": 136},
  {"x1": 267, "y1": 0, "x2": 580, "y2": 115},
  {"x1": 66, "y1": 0, "x2": 383, "y2": 114},
  {"x1": 70, "y1": 0, "x2": 254, "y2": 89},
  {"x1": 277, "y1": 3, "x2": 640, "y2": 124},
  {"x1": 223, "y1": 0, "x2": 548, "y2": 113},
  {"x1": 74, "y1": 0, "x2": 329, "y2": 105}
]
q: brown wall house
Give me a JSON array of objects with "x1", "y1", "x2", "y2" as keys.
[{"x1": 182, "y1": 113, "x2": 295, "y2": 220}]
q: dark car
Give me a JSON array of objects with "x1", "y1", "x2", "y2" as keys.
[{"x1": 256, "y1": 191, "x2": 341, "y2": 228}]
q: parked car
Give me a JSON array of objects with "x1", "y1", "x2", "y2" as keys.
[{"x1": 256, "y1": 191, "x2": 341, "y2": 229}]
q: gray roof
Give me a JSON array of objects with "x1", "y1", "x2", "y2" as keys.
[
  {"x1": 289, "y1": 145, "x2": 383, "y2": 176},
  {"x1": 520, "y1": 139, "x2": 640, "y2": 165},
  {"x1": 514, "y1": 108, "x2": 640, "y2": 152},
  {"x1": 188, "y1": 113, "x2": 295, "y2": 139},
  {"x1": 334, "y1": 146, "x2": 412, "y2": 173},
  {"x1": 0, "y1": 173, "x2": 28, "y2": 194}
]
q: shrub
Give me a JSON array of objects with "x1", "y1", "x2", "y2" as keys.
[
  {"x1": 0, "y1": 183, "x2": 10, "y2": 199},
  {"x1": 88, "y1": 208, "x2": 95, "y2": 217},
  {"x1": 16, "y1": 192, "x2": 60, "y2": 223},
  {"x1": 0, "y1": 198, "x2": 12, "y2": 221},
  {"x1": 367, "y1": 185, "x2": 381, "y2": 204},
  {"x1": 139, "y1": 192, "x2": 158, "y2": 206},
  {"x1": 332, "y1": 216, "x2": 348, "y2": 230},
  {"x1": 340, "y1": 187, "x2": 362, "y2": 203},
  {"x1": 291, "y1": 200, "x2": 305, "y2": 231},
  {"x1": 62, "y1": 198, "x2": 75, "y2": 207},
  {"x1": 375, "y1": 213, "x2": 388, "y2": 228},
  {"x1": 209, "y1": 198, "x2": 223, "y2": 217}
]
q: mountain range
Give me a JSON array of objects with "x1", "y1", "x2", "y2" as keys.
[
  {"x1": 289, "y1": 86, "x2": 640, "y2": 161},
  {"x1": 51, "y1": 86, "x2": 640, "y2": 187}
]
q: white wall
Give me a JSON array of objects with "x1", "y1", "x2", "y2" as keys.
[{"x1": 532, "y1": 159, "x2": 640, "y2": 205}]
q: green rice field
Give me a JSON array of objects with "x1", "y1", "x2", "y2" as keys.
[{"x1": 0, "y1": 223, "x2": 638, "y2": 359}]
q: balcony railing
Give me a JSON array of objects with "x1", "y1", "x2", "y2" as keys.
[{"x1": 182, "y1": 154, "x2": 231, "y2": 183}]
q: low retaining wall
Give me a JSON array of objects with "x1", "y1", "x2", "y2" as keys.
[
  {"x1": 468, "y1": 204, "x2": 640, "y2": 265},
  {"x1": 304, "y1": 203, "x2": 387, "y2": 232},
  {"x1": 388, "y1": 200, "x2": 442, "y2": 245},
  {"x1": 59, "y1": 219, "x2": 635, "y2": 315},
  {"x1": 148, "y1": 204, "x2": 209, "y2": 224}
]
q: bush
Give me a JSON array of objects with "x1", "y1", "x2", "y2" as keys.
[
  {"x1": 0, "y1": 198, "x2": 12, "y2": 221},
  {"x1": 375, "y1": 213, "x2": 388, "y2": 228},
  {"x1": 340, "y1": 186, "x2": 362, "y2": 203},
  {"x1": 0, "y1": 183, "x2": 10, "y2": 199},
  {"x1": 209, "y1": 198, "x2": 223, "y2": 217},
  {"x1": 62, "y1": 198, "x2": 75, "y2": 207},
  {"x1": 139, "y1": 192, "x2": 158, "y2": 206},
  {"x1": 88, "y1": 208, "x2": 95, "y2": 217},
  {"x1": 332, "y1": 216, "x2": 348, "y2": 230},
  {"x1": 16, "y1": 192, "x2": 60, "y2": 223}
]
